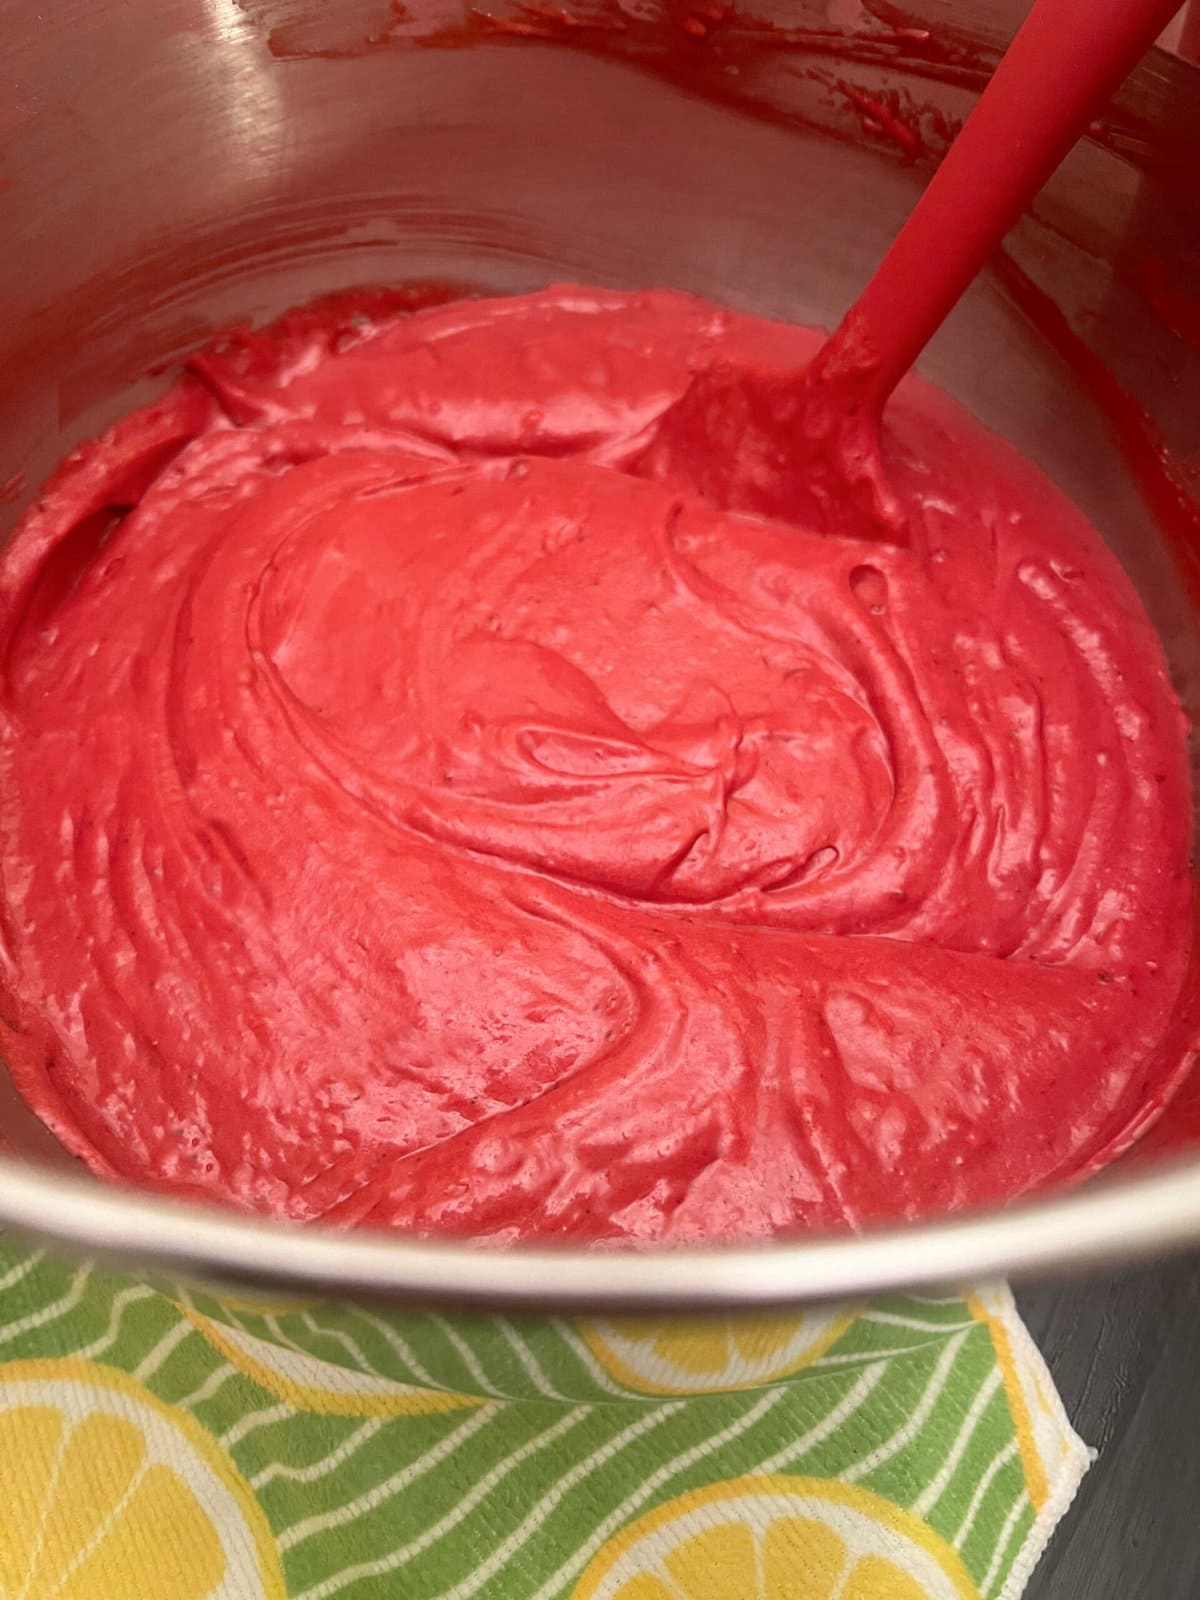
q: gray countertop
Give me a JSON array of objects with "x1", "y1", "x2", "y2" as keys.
[{"x1": 1018, "y1": 1258, "x2": 1200, "y2": 1598}]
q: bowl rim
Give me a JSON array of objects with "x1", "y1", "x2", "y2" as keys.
[{"x1": 2, "y1": 1153, "x2": 1198, "y2": 1310}]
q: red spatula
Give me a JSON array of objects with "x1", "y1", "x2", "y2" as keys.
[{"x1": 638, "y1": 0, "x2": 1184, "y2": 538}]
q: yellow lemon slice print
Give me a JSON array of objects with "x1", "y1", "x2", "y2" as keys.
[
  {"x1": 572, "y1": 1475, "x2": 981, "y2": 1600},
  {"x1": 0, "y1": 1357, "x2": 284, "y2": 1600},
  {"x1": 581, "y1": 1309, "x2": 856, "y2": 1394}
]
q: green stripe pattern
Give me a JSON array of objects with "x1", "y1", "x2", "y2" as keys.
[{"x1": 0, "y1": 1243, "x2": 1087, "y2": 1600}]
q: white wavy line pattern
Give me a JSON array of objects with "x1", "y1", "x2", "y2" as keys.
[
  {"x1": 982, "y1": 1489, "x2": 1031, "y2": 1595},
  {"x1": 913, "y1": 1368, "x2": 1004, "y2": 1516},
  {"x1": 954, "y1": 1439, "x2": 1020, "y2": 1548},
  {"x1": 0, "y1": 1250, "x2": 44, "y2": 1295},
  {"x1": 294, "y1": 1406, "x2": 590, "y2": 1600},
  {"x1": 860, "y1": 1311, "x2": 977, "y2": 1334},
  {"x1": 173, "y1": 1361, "x2": 237, "y2": 1413},
  {"x1": 340, "y1": 1308, "x2": 447, "y2": 1392},
  {"x1": 433, "y1": 1402, "x2": 689, "y2": 1600},
  {"x1": 842, "y1": 1329, "x2": 971, "y2": 1484},
  {"x1": 754, "y1": 1361, "x2": 889, "y2": 1474},
  {"x1": 220, "y1": 1400, "x2": 293, "y2": 1450},
  {"x1": 280, "y1": 1404, "x2": 501, "y2": 1552},
  {"x1": 552, "y1": 1323, "x2": 630, "y2": 1397},
  {"x1": 132, "y1": 1316, "x2": 193, "y2": 1381},
  {"x1": 494, "y1": 1318, "x2": 569, "y2": 1401},
  {"x1": 0, "y1": 1266, "x2": 91, "y2": 1349},
  {"x1": 427, "y1": 1311, "x2": 515, "y2": 1399},
  {"x1": 297, "y1": 1316, "x2": 376, "y2": 1376},
  {"x1": 251, "y1": 1417, "x2": 386, "y2": 1493},
  {"x1": 72, "y1": 1285, "x2": 158, "y2": 1363}
]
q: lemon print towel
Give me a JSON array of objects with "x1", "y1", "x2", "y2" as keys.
[{"x1": 0, "y1": 1244, "x2": 1088, "y2": 1600}]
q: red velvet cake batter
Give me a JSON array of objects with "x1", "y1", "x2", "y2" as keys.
[{"x1": 0, "y1": 287, "x2": 1191, "y2": 1241}]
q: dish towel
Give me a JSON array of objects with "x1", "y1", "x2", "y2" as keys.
[{"x1": 0, "y1": 1240, "x2": 1089, "y2": 1600}]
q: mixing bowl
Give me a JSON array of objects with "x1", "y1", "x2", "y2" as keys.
[{"x1": 2, "y1": 0, "x2": 1199, "y2": 1310}]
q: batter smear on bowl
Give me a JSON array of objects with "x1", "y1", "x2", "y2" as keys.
[{"x1": 0, "y1": 286, "x2": 1191, "y2": 1242}]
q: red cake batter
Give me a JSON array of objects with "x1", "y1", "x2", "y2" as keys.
[{"x1": 0, "y1": 287, "x2": 1191, "y2": 1241}]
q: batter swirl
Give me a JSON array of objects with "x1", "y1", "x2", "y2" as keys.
[{"x1": 0, "y1": 288, "x2": 1191, "y2": 1241}]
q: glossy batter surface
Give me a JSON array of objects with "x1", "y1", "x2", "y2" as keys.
[{"x1": 0, "y1": 288, "x2": 1192, "y2": 1241}]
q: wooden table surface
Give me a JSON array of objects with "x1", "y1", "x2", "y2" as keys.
[{"x1": 1017, "y1": 1257, "x2": 1200, "y2": 1598}]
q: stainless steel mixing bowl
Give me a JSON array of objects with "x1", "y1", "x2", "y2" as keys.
[{"x1": 2, "y1": 0, "x2": 1199, "y2": 1310}]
